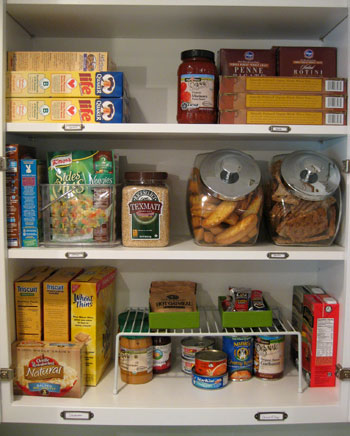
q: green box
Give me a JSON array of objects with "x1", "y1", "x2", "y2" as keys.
[
  {"x1": 219, "y1": 296, "x2": 273, "y2": 328},
  {"x1": 149, "y1": 308, "x2": 200, "y2": 329}
]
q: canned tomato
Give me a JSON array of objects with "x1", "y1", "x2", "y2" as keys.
[
  {"x1": 192, "y1": 367, "x2": 228, "y2": 390},
  {"x1": 254, "y1": 335, "x2": 285, "y2": 380},
  {"x1": 181, "y1": 356, "x2": 195, "y2": 375},
  {"x1": 181, "y1": 337, "x2": 215, "y2": 359},
  {"x1": 222, "y1": 336, "x2": 254, "y2": 381},
  {"x1": 195, "y1": 350, "x2": 227, "y2": 376}
]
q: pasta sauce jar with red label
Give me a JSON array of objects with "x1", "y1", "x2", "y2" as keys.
[{"x1": 177, "y1": 49, "x2": 217, "y2": 124}]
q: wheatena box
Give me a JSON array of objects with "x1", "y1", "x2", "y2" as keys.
[
  {"x1": 13, "y1": 341, "x2": 86, "y2": 398},
  {"x1": 43, "y1": 268, "x2": 84, "y2": 342},
  {"x1": 71, "y1": 266, "x2": 116, "y2": 386},
  {"x1": 15, "y1": 267, "x2": 56, "y2": 340}
]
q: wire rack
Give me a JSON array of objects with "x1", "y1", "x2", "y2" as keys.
[{"x1": 114, "y1": 306, "x2": 303, "y2": 394}]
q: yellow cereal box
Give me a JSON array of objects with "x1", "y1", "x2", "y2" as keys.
[
  {"x1": 13, "y1": 341, "x2": 86, "y2": 398},
  {"x1": 15, "y1": 267, "x2": 56, "y2": 340},
  {"x1": 6, "y1": 97, "x2": 127, "y2": 123},
  {"x1": 71, "y1": 266, "x2": 116, "y2": 386},
  {"x1": 7, "y1": 51, "x2": 109, "y2": 72},
  {"x1": 43, "y1": 268, "x2": 84, "y2": 342}
]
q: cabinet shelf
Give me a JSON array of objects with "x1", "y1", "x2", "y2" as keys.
[{"x1": 7, "y1": 238, "x2": 345, "y2": 261}]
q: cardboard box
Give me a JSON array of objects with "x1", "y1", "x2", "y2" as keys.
[
  {"x1": 6, "y1": 144, "x2": 35, "y2": 248},
  {"x1": 7, "y1": 71, "x2": 125, "y2": 98},
  {"x1": 218, "y1": 93, "x2": 347, "y2": 111},
  {"x1": 6, "y1": 97, "x2": 129, "y2": 123},
  {"x1": 43, "y1": 267, "x2": 84, "y2": 342},
  {"x1": 13, "y1": 341, "x2": 86, "y2": 398},
  {"x1": 219, "y1": 108, "x2": 347, "y2": 125},
  {"x1": 219, "y1": 76, "x2": 347, "y2": 95},
  {"x1": 219, "y1": 49, "x2": 276, "y2": 76},
  {"x1": 15, "y1": 266, "x2": 56, "y2": 340},
  {"x1": 20, "y1": 159, "x2": 46, "y2": 247},
  {"x1": 71, "y1": 266, "x2": 116, "y2": 386},
  {"x1": 302, "y1": 293, "x2": 339, "y2": 387},
  {"x1": 8, "y1": 51, "x2": 109, "y2": 72},
  {"x1": 277, "y1": 46, "x2": 337, "y2": 77}
]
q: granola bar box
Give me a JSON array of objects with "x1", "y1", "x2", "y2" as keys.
[
  {"x1": 13, "y1": 341, "x2": 86, "y2": 398},
  {"x1": 71, "y1": 266, "x2": 116, "y2": 386}
]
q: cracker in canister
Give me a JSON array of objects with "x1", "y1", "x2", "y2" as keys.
[
  {"x1": 191, "y1": 216, "x2": 202, "y2": 228},
  {"x1": 204, "y1": 231, "x2": 215, "y2": 243},
  {"x1": 209, "y1": 225, "x2": 225, "y2": 235},
  {"x1": 241, "y1": 194, "x2": 263, "y2": 219},
  {"x1": 215, "y1": 214, "x2": 258, "y2": 245},
  {"x1": 224, "y1": 212, "x2": 239, "y2": 226},
  {"x1": 202, "y1": 201, "x2": 237, "y2": 228},
  {"x1": 238, "y1": 226, "x2": 258, "y2": 243},
  {"x1": 194, "y1": 227, "x2": 204, "y2": 241}
]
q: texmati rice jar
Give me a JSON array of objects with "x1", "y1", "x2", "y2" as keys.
[{"x1": 122, "y1": 172, "x2": 170, "y2": 247}]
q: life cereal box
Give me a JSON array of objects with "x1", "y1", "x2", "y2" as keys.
[
  {"x1": 71, "y1": 266, "x2": 116, "y2": 386},
  {"x1": 7, "y1": 71, "x2": 125, "y2": 98},
  {"x1": 13, "y1": 341, "x2": 86, "y2": 398}
]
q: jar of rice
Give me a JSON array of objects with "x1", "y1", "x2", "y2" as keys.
[{"x1": 122, "y1": 172, "x2": 170, "y2": 247}]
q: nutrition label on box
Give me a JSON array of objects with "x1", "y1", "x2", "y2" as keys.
[{"x1": 316, "y1": 318, "x2": 334, "y2": 357}]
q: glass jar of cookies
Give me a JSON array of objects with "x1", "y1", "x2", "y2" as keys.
[
  {"x1": 266, "y1": 150, "x2": 341, "y2": 246},
  {"x1": 187, "y1": 149, "x2": 263, "y2": 246}
]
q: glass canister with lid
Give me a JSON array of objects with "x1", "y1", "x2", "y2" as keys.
[
  {"x1": 187, "y1": 149, "x2": 263, "y2": 246},
  {"x1": 266, "y1": 150, "x2": 341, "y2": 246}
]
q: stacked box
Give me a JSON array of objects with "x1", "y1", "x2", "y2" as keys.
[
  {"x1": 43, "y1": 267, "x2": 84, "y2": 342},
  {"x1": 6, "y1": 145, "x2": 35, "y2": 248},
  {"x1": 302, "y1": 293, "x2": 339, "y2": 387},
  {"x1": 219, "y1": 49, "x2": 276, "y2": 76},
  {"x1": 71, "y1": 266, "x2": 117, "y2": 386},
  {"x1": 15, "y1": 266, "x2": 56, "y2": 340}
]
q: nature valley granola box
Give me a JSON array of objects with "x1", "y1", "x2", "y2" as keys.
[
  {"x1": 43, "y1": 268, "x2": 84, "y2": 342},
  {"x1": 13, "y1": 341, "x2": 86, "y2": 398},
  {"x1": 71, "y1": 266, "x2": 116, "y2": 386},
  {"x1": 15, "y1": 267, "x2": 56, "y2": 340}
]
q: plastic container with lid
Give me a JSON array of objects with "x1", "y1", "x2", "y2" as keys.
[
  {"x1": 118, "y1": 311, "x2": 153, "y2": 384},
  {"x1": 266, "y1": 150, "x2": 341, "y2": 246},
  {"x1": 177, "y1": 49, "x2": 218, "y2": 124},
  {"x1": 122, "y1": 172, "x2": 170, "y2": 247},
  {"x1": 187, "y1": 149, "x2": 263, "y2": 246}
]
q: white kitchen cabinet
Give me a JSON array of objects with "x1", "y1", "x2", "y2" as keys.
[{"x1": 1, "y1": 0, "x2": 350, "y2": 427}]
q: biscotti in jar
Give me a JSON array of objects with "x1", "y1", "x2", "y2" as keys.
[{"x1": 122, "y1": 172, "x2": 170, "y2": 247}]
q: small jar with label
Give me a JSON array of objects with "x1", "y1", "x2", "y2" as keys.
[
  {"x1": 122, "y1": 172, "x2": 170, "y2": 247},
  {"x1": 177, "y1": 49, "x2": 218, "y2": 124},
  {"x1": 152, "y1": 336, "x2": 171, "y2": 374}
]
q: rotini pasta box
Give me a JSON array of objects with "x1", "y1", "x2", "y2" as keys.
[
  {"x1": 13, "y1": 341, "x2": 86, "y2": 398},
  {"x1": 71, "y1": 266, "x2": 117, "y2": 386}
]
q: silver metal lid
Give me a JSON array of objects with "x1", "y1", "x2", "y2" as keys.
[
  {"x1": 199, "y1": 150, "x2": 261, "y2": 200},
  {"x1": 281, "y1": 151, "x2": 340, "y2": 201}
]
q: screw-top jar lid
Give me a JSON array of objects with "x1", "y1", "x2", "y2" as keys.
[
  {"x1": 125, "y1": 172, "x2": 168, "y2": 182},
  {"x1": 281, "y1": 150, "x2": 340, "y2": 201},
  {"x1": 181, "y1": 49, "x2": 215, "y2": 62},
  {"x1": 199, "y1": 149, "x2": 261, "y2": 200}
]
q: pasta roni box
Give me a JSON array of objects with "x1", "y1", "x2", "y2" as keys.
[
  {"x1": 20, "y1": 159, "x2": 46, "y2": 247},
  {"x1": 302, "y1": 293, "x2": 339, "y2": 387},
  {"x1": 43, "y1": 268, "x2": 84, "y2": 342},
  {"x1": 71, "y1": 266, "x2": 116, "y2": 386},
  {"x1": 7, "y1": 71, "x2": 125, "y2": 98},
  {"x1": 6, "y1": 97, "x2": 129, "y2": 123},
  {"x1": 15, "y1": 267, "x2": 56, "y2": 341},
  {"x1": 13, "y1": 341, "x2": 86, "y2": 398}
]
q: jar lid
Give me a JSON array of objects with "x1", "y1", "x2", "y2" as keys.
[
  {"x1": 199, "y1": 149, "x2": 261, "y2": 200},
  {"x1": 280, "y1": 150, "x2": 340, "y2": 201},
  {"x1": 181, "y1": 49, "x2": 215, "y2": 62},
  {"x1": 125, "y1": 172, "x2": 168, "y2": 182}
]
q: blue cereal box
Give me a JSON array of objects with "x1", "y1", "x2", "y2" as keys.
[{"x1": 20, "y1": 159, "x2": 45, "y2": 247}]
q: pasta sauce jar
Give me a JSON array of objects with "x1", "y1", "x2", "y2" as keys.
[{"x1": 177, "y1": 49, "x2": 217, "y2": 124}]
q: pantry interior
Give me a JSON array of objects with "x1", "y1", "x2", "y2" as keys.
[{"x1": 1, "y1": 0, "x2": 350, "y2": 427}]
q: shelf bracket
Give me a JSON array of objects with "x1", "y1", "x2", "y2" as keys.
[
  {"x1": 0, "y1": 368, "x2": 15, "y2": 381},
  {"x1": 0, "y1": 157, "x2": 7, "y2": 172},
  {"x1": 342, "y1": 160, "x2": 350, "y2": 174},
  {"x1": 336, "y1": 364, "x2": 350, "y2": 380}
]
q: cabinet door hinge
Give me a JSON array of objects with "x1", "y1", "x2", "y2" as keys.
[
  {"x1": 336, "y1": 364, "x2": 350, "y2": 380},
  {"x1": 0, "y1": 157, "x2": 7, "y2": 172},
  {"x1": 0, "y1": 368, "x2": 15, "y2": 381},
  {"x1": 342, "y1": 160, "x2": 350, "y2": 174}
]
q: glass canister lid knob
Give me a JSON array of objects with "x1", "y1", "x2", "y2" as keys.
[
  {"x1": 281, "y1": 150, "x2": 340, "y2": 201},
  {"x1": 199, "y1": 149, "x2": 261, "y2": 200}
]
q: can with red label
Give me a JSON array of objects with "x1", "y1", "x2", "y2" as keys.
[{"x1": 195, "y1": 350, "x2": 227, "y2": 376}]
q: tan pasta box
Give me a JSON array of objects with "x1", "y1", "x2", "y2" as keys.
[
  {"x1": 8, "y1": 51, "x2": 109, "y2": 72},
  {"x1": 43, "y1": 268, "x2": 84, "y2": 342},
  {"x1": 15, "y1": 267, "x2": 56, "y2": 341},
  {"x1": 13, "y1": 341, "x2": 86, "y2": 398},
  {"x1": 71, "y1": 266, "x2": 116, "y2": 386}
]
